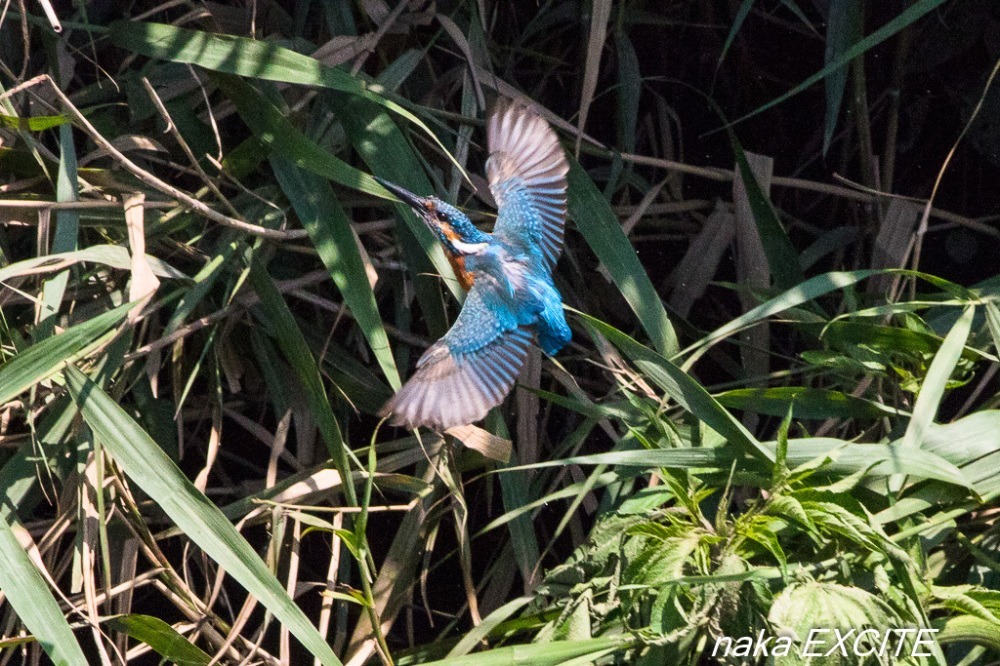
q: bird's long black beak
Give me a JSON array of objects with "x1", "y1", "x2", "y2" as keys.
[{"x1": 375, "y1": 176, "x2": 427, "y2": 210}]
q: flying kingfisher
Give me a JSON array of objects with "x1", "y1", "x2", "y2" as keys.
[{"x1": 377, "y1": 98, "x2": 571, "y2": 431}]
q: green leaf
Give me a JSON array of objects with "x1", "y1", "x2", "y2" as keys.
[
  {"x1": 717, "y1": 0, "x2": 756, "y2": 72},
  {"x1": 0, "y1": 300, "x2": 135, "y2": 405},
  {"x1": 209, "y1": 73, "x2": 388, "y2": 198},
  {"x1": 0, "y1": 517, "x2": 87, "y2": 666},
  {"x1": 269, "y1": 155, "x2": 400, "y2": 387},
  {"x1": 247, "y1": 256, "x2": 357, "y2": 505},
  {"x1": 824, "y1": 0, "x2": 862, "y2": 153},
  {"x1": 0, "y1": 112, "x2": 73, "y2": 131},
  {"x1": 421, "y1": 636, "x2": 630, "y2": 666},
  {"x1": 723, "y1": 0, "x2": 948, "y2": 128},
  {"x1": 715, "y1": 387, "x2": 900, "y2": 420},
  {"x1": 729, "y1": 138, "x2": 803, "y2": 290},
  {"x1": 106, "y1": 20, "x2": 464, "y2": 177},
  {"x1": 63, "y1": 366, "x2": 343, "y2": 666},
  {"x1": 900, "y1": 305, "x2": 975, "y2": 450},
  {"x1": 568, "y1": 160, "x2": 678, "y2": 355},
  {"x1": 106, "y1": 615, "x2": 212, "y2": 665},
  {"x1": 579, "y1": 312, "x2": 773, "y2": 462}
]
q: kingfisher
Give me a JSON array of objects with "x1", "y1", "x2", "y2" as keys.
[{"x1": 377, "y1": 98, "x2": 571, "y2": 431}]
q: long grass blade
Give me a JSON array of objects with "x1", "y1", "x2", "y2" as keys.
[{"x1": 63, "y1": 365, "x2": 344, "y2": 666}]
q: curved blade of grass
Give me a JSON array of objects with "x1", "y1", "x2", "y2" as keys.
[
  {"x1": 717, "y1": 0, "x2": 755, "y2": 73},
  {"x1": 330, "y1": 94, "x2": 457, "y2": 332},
  {"x1": 248, "y1": 256, "x2": 358, "y2": 505},
  {"x1": 36, "y1": 124, "x2": 80, "y2": 339},
  {"x1": 900, "y1": 304, "x2": 975, "y2": 450},
  {"x1": 679, "y1": 269, "x2": 882, "y2": 364},
  {"x1": 0, "y1": 518, "x2": 87, "y2": 666},
  {"x1": 446, "y1": 596, "x2": 534, "y2": 657},
  {"x1": 105, "y1": 615, "x2": 211, "y2": 665},
  {"x1": 0, "y1": 300, "x2": 135, "y2": 405},
  {"x1": 568, "y1": 160, "x2": 677, "y2": 355},
  {"x1": 209, "y1": 73, "x2": 389, "y2": 198},
  {"x1": 730, "y1": 138, "x2": 803, "y2": 290},
  {"x1": 824, "y1": 0, "x2": 862, "y2": 153},
  {"x1": 578, "y1": 312, "x2": 772, "y2": 462},
  {"x1": 508, "y1": 440, "x2": 970, "y2": 488},
  {"x1": 715, "y1": 387, "x2": 903, "y2": 420},
  {"x1": 0, "y1": 112, "x2": 72, "y2": 131},
  {"x1": 63, "y1": 366, "x2": 343, "y2": 666},
  {"x1": 270, "y1": 155, "x2": 400, "y2": 387},
  {"x1": 0, "y1": 245, "x2": 186, "y2": 283},
  {"x1": 422, "y1": 636, "x2": 630, "y2": 666},
  {"x1": 106, "y1": 20, "x2": 466, "y2": 178},
  {"x1": 721, "y1": 0, "x2": 948, "y2": 129}
]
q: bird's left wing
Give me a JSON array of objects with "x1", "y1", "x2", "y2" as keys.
[
  {"x1": 380, "y1": 283, "x2": 531, "y2": 430},
  {"x1": 487, "y1": 99, "x2": 569, "y2": 269}
]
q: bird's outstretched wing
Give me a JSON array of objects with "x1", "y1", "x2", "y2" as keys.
[
  {"x1": 487, "y1": 98, "x2": 569, "y2": 269},
  {"x1": 380, "y1": 283, "x2": 531, "y2": 430}
]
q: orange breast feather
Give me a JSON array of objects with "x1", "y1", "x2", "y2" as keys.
[{"x1": 448, "y1": 254, "x2": 475, "y2": 291}]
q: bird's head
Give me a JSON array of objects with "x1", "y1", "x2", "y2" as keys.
[{"x1": 376, "y1": 177, "x2": 490, "y2": 257}]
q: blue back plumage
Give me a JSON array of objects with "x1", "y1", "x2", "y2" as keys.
[{"x1": 380, "y1": 98, "x2": 571, "y2": 431}]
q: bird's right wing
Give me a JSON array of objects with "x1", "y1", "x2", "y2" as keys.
[
  {"x1": 380, "y1": 283, "x2": 531, "y2": 430},
  {"x1": 487, "y1": 99, "x2": 569, "y2": 269}
]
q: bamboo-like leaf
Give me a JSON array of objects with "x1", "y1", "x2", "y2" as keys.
[
  {"x1": 579, "y1": 312, "x2": 773, "y2": 462},
  {"x1": 269, "y1": 155, "x2": 400, "y2": 387},
  {"x1": 824, "y1": 0, "x2": 862, "y2": 153},
  {"x1": 422, "y1": 636, "x2": 629, "y2": 666},
  {"x1": 715, "y1": 387, "x2": 902, "y2": 420},
  {"x1": 247, "y1": 257, "x2": 357, "y2": 505},
  {"x1": 209, "y1": 73, "x2": 388, "y2": 198},
  {"x1": 729, "y1": 138, "x2": 803, "y2": 290},
  {"x1": 105, "y1": 615, "x2": 211, "y2": 665},
  {"x1": 105, "y1": 20, "x2": 465, "y2": 177},
  {"x1": 900, "y1": 305, "x2": 975, "y2": 450},
  {"x1": 568, "y1": 160, "x2": 678, "y2": 355},
  {"x1": 0, "y1": 518, "x2": 87, "y2": 666},
  {"x1": 63, "y1": 366, "x2": 343, "y2": 666},
  {"x1": 0, "y1": 301, "x2": 135, "y2": 405}
]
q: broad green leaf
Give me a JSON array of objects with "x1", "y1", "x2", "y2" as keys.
[
  {"x1": 0, "y1": 113, "x2": 72, "y2": 131},
  {"x1": 269, "y1": 155, "x2": 400, "y2": 387},
  {"x1": 0, "y1": 300, "x2": 135, "y2": 405},
  {"x1": 36, "y1": 124, "x2": 80, "y2": 339},
  {"x1": 105, "y1": 20, "x2": 465, "y2": 177},
  {"x1": 106, "y1": 615, "x2": 212, "y2": 665},
  {"x1": 510, "y1": 439, "x2": 971, "y2": 488},
  {"x1": 209, "y1": 73, "x2": 389, "y2": 198},
  {"x1": 63, "y1": 366, "x2": 343, "y2": 666},
  {"x1": 0, "y1": 245, "x2": 186, "y2": 283},
  {"x1": 422, "y1": 636, "x2": 629, "y2": 666},
  {"x1": 248, "y1": 257, "x2": 357, "y2": 505},
  {"x1": 0, "y1": 517, "x2": 87, "y2": 666},
  {"x1": 729, "y1": 137, "x2": 803, "y2": 290},
  {"x1": 824, "y1": 0, "x2": 861, "y2": 153},
  {"x1": 681, "y1": 269, "x2": 881, "y2": 364},
  {"x1": 900, "y1": 305, "x2": 975, "y2": 450},
  {"x1": 568, "y1": 160, "x2": 677, "y2": 356},
  {"x1": 715, "y1": 387, "x2": 903, "y2": 420},
  {"x1": 580, "y1": 312, "x2": 773, "y2": 462}
]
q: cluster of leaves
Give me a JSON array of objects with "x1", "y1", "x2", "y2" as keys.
[{"x1": 0, "y1": 1, "x2": 998, "y2": 665}]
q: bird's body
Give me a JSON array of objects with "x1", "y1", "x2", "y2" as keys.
[{"x1": 378, "y1": 99, "x2": 570, "y2": 430}]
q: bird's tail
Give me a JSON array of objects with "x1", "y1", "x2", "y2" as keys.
[{"x1": 537, "y1": 301, "x2": 571, "y2": 356}]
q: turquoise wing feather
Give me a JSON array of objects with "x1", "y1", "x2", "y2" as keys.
[
  {"x1": 379, "y1": 282, "x2": 531, "y2": 430},
  {"x1": 487, "y1": 99, "x2": 569, "y2": 269}
]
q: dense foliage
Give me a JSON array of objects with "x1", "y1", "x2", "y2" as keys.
[{"x1": 0, "y1": 1, "x2": 998, "y2": 664}]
